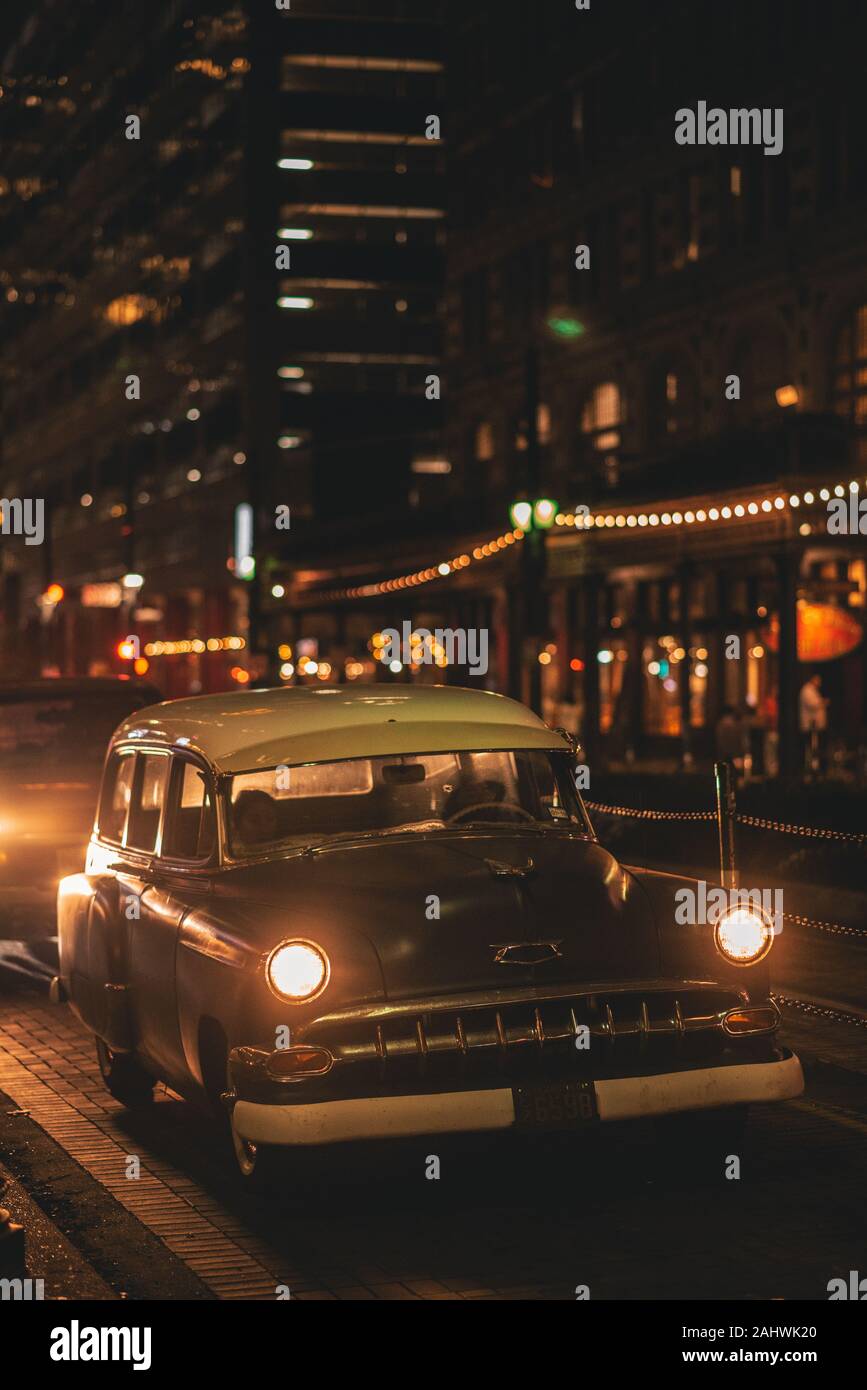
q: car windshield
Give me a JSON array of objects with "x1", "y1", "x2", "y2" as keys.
[
  {"x1": 227, "y1": 748, "x2": 589, "y2": 856},
  {"x1": 0, "y1": 695, "x2": 144, "y2": 775}
]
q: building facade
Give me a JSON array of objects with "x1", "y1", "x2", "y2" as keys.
[{"x1": 0, "y1": 0, "x2": 445, "y2": 694}]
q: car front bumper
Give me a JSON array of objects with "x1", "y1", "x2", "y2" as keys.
[{"x1": 231, "y1": 1048, "x2": 804, "y2": 1147}]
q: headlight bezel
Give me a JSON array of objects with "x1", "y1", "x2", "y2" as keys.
[
  {"x1": 713, "y1": 903, "x2": 775, "y2": 967},
  {"x1": 265, "y1": 938, "x2": 331, "y2": 1004}
]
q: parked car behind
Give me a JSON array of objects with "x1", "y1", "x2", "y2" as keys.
[
  {"x1": 0, "y1": 679, "x2": 161, "y2": 937},
  {"x1": 55, "y1": 684, "x2": 803, "y2": 1182}
]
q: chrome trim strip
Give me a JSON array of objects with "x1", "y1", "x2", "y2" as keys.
[
  {"x1": 178, "y1": 911, "x2": 257, "y2": 969},
  {"x1": 721, "y1": 999, "x2": 781, "y2": 1037}
]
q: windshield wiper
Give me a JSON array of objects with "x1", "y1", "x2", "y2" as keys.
[{"x1": 298, "y1": 820, "x2": 446, "y2": 855}]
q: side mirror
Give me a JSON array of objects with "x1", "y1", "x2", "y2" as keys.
[{"x1": 552, "y1": 726, "x2": 583, "y2": 760}]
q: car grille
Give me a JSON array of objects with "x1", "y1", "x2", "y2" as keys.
[{"x1": 301, "y1": 987, "x2": 761, "y2": 1076}]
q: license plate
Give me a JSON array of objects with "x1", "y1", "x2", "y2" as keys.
[{"x1": 513, "y1": 1079, "x2": 598, "y2": 1129}]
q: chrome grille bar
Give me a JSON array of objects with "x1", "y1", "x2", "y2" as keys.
[{"x1": 304, "y1": 987, "x2": 770, "y2": 1067}]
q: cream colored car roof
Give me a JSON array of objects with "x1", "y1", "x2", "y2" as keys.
[{"x1": 112, "y1": 684, "x2": 568, "y2": 773}]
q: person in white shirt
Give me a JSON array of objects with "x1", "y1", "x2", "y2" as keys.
[{"x1": 799, "y1": 673, "x2": 829, "y2": 776}]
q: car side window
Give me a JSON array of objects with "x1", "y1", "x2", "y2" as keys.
[
  {"x1": 163, "y1": 758, "x2": 217, "y2": 861},
  {"x1": 125, "y1": 753, "x2": 169, "y2": 853},
  {"x1": 97, "y1": 750, "x2": 136, "y2": 843}
]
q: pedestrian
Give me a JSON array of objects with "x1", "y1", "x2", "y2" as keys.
[{"x1": 798, "y1": 673, "x2": 829, "y2": 777}]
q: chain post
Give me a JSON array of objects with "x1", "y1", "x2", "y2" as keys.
[{"x1": 714, "y1": 760, "x2": 739, "y2": 890}]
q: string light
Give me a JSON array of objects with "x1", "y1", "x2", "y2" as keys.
[
  {"x1": 304, "y1": 476, "x2": 863, "y2": 603},
  {"x1": 561, "y1": 478, "x2": 861, "y2": 536},
  {"x1": 315, "y1": 530, "x2": 524, "y2": 602}
]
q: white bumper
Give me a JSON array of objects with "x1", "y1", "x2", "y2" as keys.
[{"x1": 232, "y1": 1051, "x2": 804, "y2": 1147}]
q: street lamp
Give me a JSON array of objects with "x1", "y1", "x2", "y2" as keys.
[
  {"x1": 509, "y1": 497, "x2": 558, "y2": 534},
  {"x1": 509, "y1": 496, "x2": 558, "y2": 714},
  {"x1": 507, "y1": 304, "x2": 586, "y2": 711}
]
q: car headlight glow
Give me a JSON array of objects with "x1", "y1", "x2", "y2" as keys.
[
  {"x1": 265, "y1": 939, "x2": 330, "y2": 1003},
  {"x1": 714, "y1": 905, "x2": 774, "y2": 966}
]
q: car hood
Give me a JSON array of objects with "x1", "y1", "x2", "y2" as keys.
[{"x1": 215, "y1": 831, "x2": 661, "y2": 999}]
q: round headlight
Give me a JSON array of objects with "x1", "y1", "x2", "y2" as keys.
[
  {"x1": 714, "y1": 905, "x2": 774, "y2": 966},
  {"x1": 266, "y1": 940, "x2": 330, "y2": 1002}
]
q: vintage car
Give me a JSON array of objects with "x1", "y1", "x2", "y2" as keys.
[
  {"x1": 0, "y1": 678, "x2": 161, "y2": 938},
  {"x1": 54, "y1": 684, "x2": 803, "y2": 1181}
]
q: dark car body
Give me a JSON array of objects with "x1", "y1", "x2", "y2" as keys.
[
  {"x1": 55, "y1": 685, "x2": 802, "y2": 1176},
  {"x1": 0, "y1": 679, "x2": 161, "y2": 936}
]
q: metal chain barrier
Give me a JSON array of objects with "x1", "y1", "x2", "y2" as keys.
[
  {"x1": 585, "y1": 800, "x2": 867, "y2": 941},
  {"x1": 585, "y1": 800, "x2": 867, "y2": 846},
  {"x1": 584, "y1": 801, "x2": 715, "y2": 823},
  {"x1": 773, "y1": 994, "x2": 867, "y2": 1029},
  {"x1": 782, "y1": 912, "x2": 867, "y2": 943},
  {"x1": 734, "y1": 813, "x2": 867, "y2": 848}
]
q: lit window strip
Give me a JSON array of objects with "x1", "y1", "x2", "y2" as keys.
[
  {"x1": 285, "y1": 55, "x2": 443, "y2": 74},
  {"x1": 302, "y1": 477, "x2": 863, "y2": 604}
]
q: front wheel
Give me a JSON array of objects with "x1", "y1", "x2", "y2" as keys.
[{"x1": 95, "y1": 1038, "x2": 155, "y2": 1107}]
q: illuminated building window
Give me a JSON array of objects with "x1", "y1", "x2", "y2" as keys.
[
  {"x1": 687, "y1": 171, "x2": 716, "y2": 261},
  {"x1": 103, "y1": 294, "x2": 164, "y2": 326},
  {"x1": 285, "y1": 55, "x2": 443, "y2": 74},
  {"x1": 583, "y1": 382, "x2": 621, "y2": 434},
  {"x1": 833, "y1": 304, "x2": 867, "y2": 465},
  {"x1": 475, "y1": 421, "x2": 495, "y2": 461},
  {"x1": 289, "y1": 203, "x2": 444, "y2": 220},
  {"x1": 283, "y1": 128, "x2": 434, "y2": 148},
  {"x1": 581, "y1": 382, "x2": 622, "y2": 485}
]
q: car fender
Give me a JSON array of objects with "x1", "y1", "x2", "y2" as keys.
[
  {"x1": 57, "y1": 872, "x2": 134, "y2": 1049},
  {"x1": 626, "y1": 864, "x2": 772, "y2": 998}
]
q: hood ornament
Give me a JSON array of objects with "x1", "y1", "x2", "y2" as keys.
[
  {"x1": 484, "y1": 856, "x2": 535, "y2": 878},
  {"x1": 491, "y1": 941, "x2": 563, "y2": 966}
]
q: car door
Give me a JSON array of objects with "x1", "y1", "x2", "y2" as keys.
[
  {"x1": 125, "y1": 752, "x2": 218, "y2": 1090},
  {"x1": 60, "y1": 747, "x2": 137, "y2": 1041},
  {"x1": 116, "y1": 748, "x2": 188, "y2": 1085}
]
